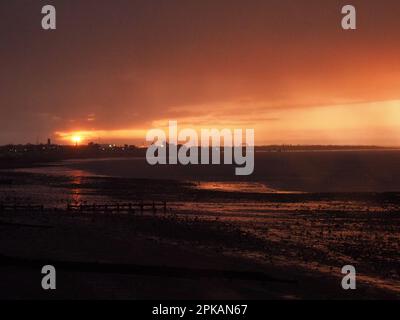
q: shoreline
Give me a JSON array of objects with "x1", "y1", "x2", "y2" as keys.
[{"x1": 0, "y1": 159, "x2": 399, "y2": 299}]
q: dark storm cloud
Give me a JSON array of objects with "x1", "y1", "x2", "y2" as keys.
[{"x1": 1, "y1": 0, "x2": 400, "y2": 143}]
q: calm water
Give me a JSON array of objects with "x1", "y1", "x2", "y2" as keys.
[{"x1": 16, "y1": 150, "x2": 400, "y2": 193}]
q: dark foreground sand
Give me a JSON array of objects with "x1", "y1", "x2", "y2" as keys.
[
  {"x1": 1, "y1": 168, "x2": 399, "y2": 299},
  {"x1": 0, "y1": 209, "x2": 398, "y2": 300}
]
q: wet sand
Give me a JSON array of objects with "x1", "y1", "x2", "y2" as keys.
[
  {"x1": 1, "y1": 164, "x2": 400, "y2": 299},
  {"x1": 0, "y1": 209, "x2": 398, "y2": 299}
]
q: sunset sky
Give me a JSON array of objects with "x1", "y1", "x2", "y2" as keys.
[{"x1": 1, "y1": 0, "x2": 400, "y2": 146}]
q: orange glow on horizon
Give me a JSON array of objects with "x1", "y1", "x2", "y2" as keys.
[
  {"x1": 71, "y1": 135, "x2": 82, "y2": 145},
  {"x1": 53, "y1": 99, "x2": 400, "y2": 147},
  {"x1": 55, "y1": 128, "x2": 147, "y2": 145}
]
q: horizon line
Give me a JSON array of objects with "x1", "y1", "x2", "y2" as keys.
[{"x1": 1, "y1": 143, "x2": 400, "y2": 149}]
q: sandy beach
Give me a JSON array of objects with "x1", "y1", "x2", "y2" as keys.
[
  {"x1": 1, "y1": 156, "x2": 399, "y2": 299},
  {"x1": 0, "y1": 208, "x2": 398, "y2": 299}
]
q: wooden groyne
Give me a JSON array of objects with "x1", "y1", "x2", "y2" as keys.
[
  {"x1": 67, "y1": 201, "x2": 168, "y2": 214},
  {"x1": 0, "y1": 203, "x2": 44, "y2": 212},
  {"x1": 0, "y1": 201, "x2": 168, "y2": 214}
]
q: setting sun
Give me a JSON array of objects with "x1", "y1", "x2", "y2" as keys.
[{"x1": 71, "y1": 135, "x2": 82, "y2": 145}]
